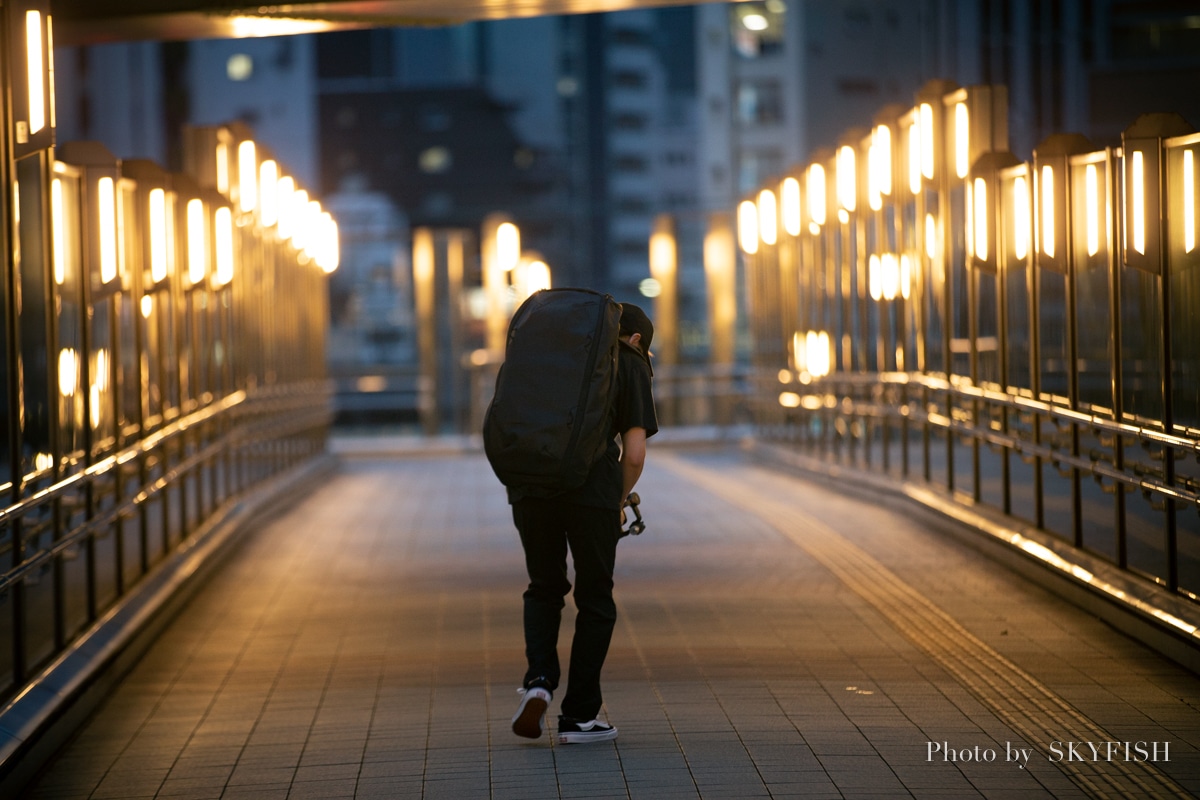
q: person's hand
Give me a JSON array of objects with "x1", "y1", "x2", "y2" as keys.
[{"x1": 620, "y1": 506, "x2": 627, "y2": 526}]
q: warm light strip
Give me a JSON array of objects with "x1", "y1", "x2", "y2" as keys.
[
  {"x1": 874, "y1": 124, "x2": 892, "y2": 196},
  {"x1": 867, "y1": 143, "x2": 882, "y2": 211},
  {"x1": 214, "y1": 207, "x2": 234, "y2": 285},
  {"x1": 1185, "y1": 150, "x2": 1195, "y2": 255},
  {"x1": 881, "y1": 253, "x2": 899, "y2": 300},
  {"x1": 98, "y1": 177, "x2": 118, "y2": 284},
  {"x1": 808, "y1": 164, "x2": 826, "y2": 225},
  {"x1": 954, "y1": 102, "x2": 969, "y2": 179},
  {"x1": 908, "y1": 119, "x2": 921, "y2": 195},
  {"x1": 215, "y1": 141, "x2": 230, "y2": 195},
  {"x1": 1041, "y1": 165, "x2": 1056, "y2": 259},
  {"x1": 737, "y1": 200, "x2": 759, "y2": 254},
  {"x1": 1132, "y1": 151, "x2": 1146, "y2": 255},
  {"x1": 1086, "y1": 164, "x2": 1100, "y2": 257},
  {"x1": 920, "y1": 103, "x2": 934, "y2": 180},
  {"x1": 973, "y1": 177, "x2": 988, "y2": 261},
  {"x1": 925, "y1": 213, "x2": 937, "y2": 260},
  {"x1": 51, "y1": 178, "x2": 66, "y2": 285},
  {"x1": 758, "y1": 189, "x2": 777, "y2": 245},
  {"x1": 304, "y1": 200, "x2": 322, "y2": 259},
  {"x1": 149, "y1": 189, "x2": 168, "y2": 283},
  {"x1": 526, "y1": 260, "x2": 549, "y2": 292},
  {"x1": 187, "y1": 199, "x2": 207, "y2": 284},
  {"x1": 836, "y1": 146, "x2": 856, "y2": 212},
  {"x1": 277, "y1": 176, "x2": 295, "y2": 240},
  {"x1": 259, "y1": 160, "x2": 279, "y2": 227},
  {"x1": 26, "y1": 11, "x2": 45, "y2": 135},
  {"x1": 497, "y1": 221, "x2": 521, "y2": 271},
  {"x1": 781, "y1": 177, "x2": 801, "y2": 236},
  {"x1": 237, "y1": 140, "x2": 257, "y2": 213},
  {"x1": 317, "y1": 212, "x2": 339, "y2": 273},
  {"x1": 1013, "y1": 176, "x2": 1030, "y2": 261},
  {"x1": 46, "y1": 16, "x2": 56, "y2": 130},
  {"x1": 291, "y1": 189, "x2": 309, "y2": 246},
  {"x1": 868, "y1": 254, "x2": 882, "y2": 301}
]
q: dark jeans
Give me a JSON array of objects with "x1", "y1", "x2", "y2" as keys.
[{"x1": 513, "y1": 497, "x2": 619, "y2": 722}]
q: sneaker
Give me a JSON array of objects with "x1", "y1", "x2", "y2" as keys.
[
  {"x1": 511, "y1": 681, "x2": 552, "y2": 739},
  {"x1": 557, "y1": 717, "x2": 618, "y2": 744}
]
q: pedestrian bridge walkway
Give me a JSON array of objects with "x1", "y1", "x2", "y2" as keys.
[{"x1": 22, "y1": 441, "x2": 1200, "y2": 799}]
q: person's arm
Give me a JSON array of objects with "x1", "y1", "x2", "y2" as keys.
[{"x1": 619, "y1": 426, "x2": 647, "y2": 501}]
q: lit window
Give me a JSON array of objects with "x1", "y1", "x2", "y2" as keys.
[
  {"x1": 226, "y1": 54, "x2": 253, "y2": 81},
  {"x1": 730, "y1": 1, "x2": 786, "y2": 59},
  {"x1": 418, "y1": 146, "x2": 453, "y2": 174}
]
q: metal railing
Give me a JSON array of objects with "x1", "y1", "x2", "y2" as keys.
[
  {"x1": 733, "y1": 80, "x2": 1200, "y2": 604},
  {"x1": 0, "y1": 123, "x2": 335, "y2": 703}
]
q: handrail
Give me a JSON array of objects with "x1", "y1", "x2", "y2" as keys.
[{"x1": 0, "y1": 392, "x2": 246, "y2": 527}]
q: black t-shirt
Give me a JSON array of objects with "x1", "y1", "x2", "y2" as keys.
[{"x1": 508, "y1": 341, "x2": 658, "y2": 510}]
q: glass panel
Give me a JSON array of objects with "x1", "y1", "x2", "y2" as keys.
[
  {"x1": 56, "y1": 193, "x2": 86, "y2": 467},
  {"x1": 924, "y1": 192, "x2": 945, "y2": 375},
  {"x1": 1001, "y1": 169, "x2": 1033, "y2": 393},
  {"x1": 1166, "y1": 142, "x2": 1200, "y2": 431},
  {"x1": 1119, "y1": 268, "x2": 1164, "y2": 424},
  {"x1": 0, "y1": 574, "x2": 13, "y2": 695},
  {"x1": 1125, "y1": 488, "x2": 1168, "y2": 583},
  {"x1": 116, "y1": 293, "x2": 140, "y2": 441},
  {"x1": 1073, "y1": 160, "x2": 1114, "y2": 414},
  {"x1": 1078, "y1": 428, "x2": 1118, "y2": 561},
  {"x1": 1005, "y1": 262, "x2": 1032, "y2": 392},
  {"x1": 1172, "y1": 452, "x2": 1200, "y2": 597},
  {"x1": 142, "y1": 293, "x2": 165, "y2": 427},
  {"x1": 1171, "y1": 262, "x2": 1200, "y2": 431},
  {"x1": 1037, "y1": 269, "x2": 1069, "y2": 404},
  {"x1": 901, "y1": 202, "x2": 920, "y2": 372},
  {"x1": 17, "y1": 156, "x2": 53, "y2": 484},
  {"x1": 949, "y1": 186, "x2": 970, "y2": 377},
  {"x1": 977, "y1": 270, "x2": 1000, "y2": 387},
  {"x1": 89, "y1": 301, "x2": 116, "y2": 456}
]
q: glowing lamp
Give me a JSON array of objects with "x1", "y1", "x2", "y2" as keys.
[
  {"x1": 1032, "y1": 133, "x2": 1093, "y2": 275},
  {"x1": 1121, "y1": 114, "x2": 1193, "y2": 273},
  {"x1": 781, "y1": 176, "x2": 802, "y2": 237},
  {"x1": 969, "y1": 151, "x2": 1020, "y2": 273},
  {"x1": 737, "y1": 200, "x2": 759, "y2": 254},
  {"x1": 757, "y1": 189, "x2": 777, "y2": 245}
]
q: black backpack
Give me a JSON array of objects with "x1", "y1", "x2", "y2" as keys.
[{"x1": 483, "y1": 288, "x2": 622, "y2": 490}]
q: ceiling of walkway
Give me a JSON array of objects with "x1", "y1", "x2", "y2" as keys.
[{"x1": 52, "y1": 0, "x2": 711, "y2": 45}]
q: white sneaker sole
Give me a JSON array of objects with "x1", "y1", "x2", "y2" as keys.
[{"x1": 512, "y1": 688, "x2": 551, "y2": 738}]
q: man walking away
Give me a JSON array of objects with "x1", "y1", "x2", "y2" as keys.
[{"x1": 510, "y1": 303, "x2": 658, "y2": 744}]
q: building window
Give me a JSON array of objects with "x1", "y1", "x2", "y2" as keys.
[
  {"x1": 730, "y1": 0, "x2": 786, "y2": 59},
  {"x1": 737, "y1": 149, "x2": 783, "y2": 194},
  {"x1": 612, "y1": 70, "x2": 647, "y2": 89},
  {"x1": 610, "y1": 27, "x2": 648, "y2": 46},
  {"x1": 614, "y1": 154, "x2": 648, "y2": 173},
  {"x1": 613, "y1": 112, "x2": 648, "y2": 131},
  {"x1": 836, "y1": 78, "x2": 880, "y2": 96},
  {"x1": 617, "y1": 239, "x2": 647, "y2": 257},
  {"x1": 615, "y1": 196, "x2": 650, "y2": 214},
  {"x1": 736, "y1": 79, "x2": 784, "y2": 125}
]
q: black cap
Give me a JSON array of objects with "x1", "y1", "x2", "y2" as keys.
[{"x1": 619, "y1": 303, "x2": 654, "y2": 357}]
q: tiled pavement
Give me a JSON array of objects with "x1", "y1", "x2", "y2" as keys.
[{"x1": 22, "y1": 443, "x2": 1200, "y2": 799}]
